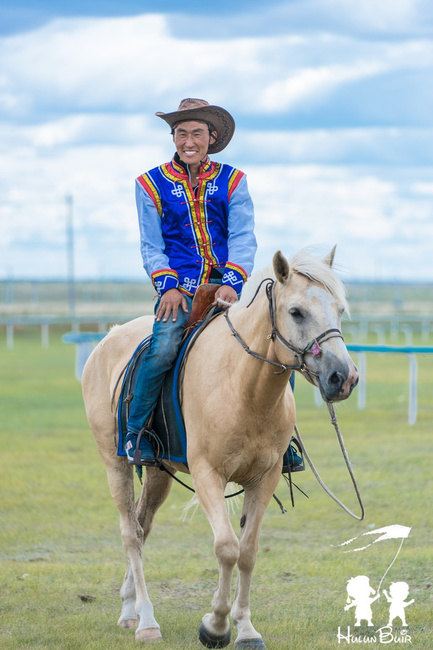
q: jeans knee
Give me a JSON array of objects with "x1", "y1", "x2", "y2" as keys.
[{"x1": 153, "y1": 334, "x2": 181, "y2": 364}]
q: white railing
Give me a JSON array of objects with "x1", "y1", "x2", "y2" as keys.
[{"x1": 314, "y1": 344, "x2": 432, "y2": 425}]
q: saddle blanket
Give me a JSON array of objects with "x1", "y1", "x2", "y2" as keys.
[
  {"x1": 116, "y1": 320, "x2": 303, "y2": 473},
  {"x1": 117, "y1": 325, "x2": 201, "y2": 465}
]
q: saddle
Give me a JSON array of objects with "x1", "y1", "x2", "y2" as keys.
[{"x1": 186, "y1": 283, "x2": 219, "y2": 328}]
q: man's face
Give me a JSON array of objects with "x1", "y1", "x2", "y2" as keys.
[{"x1": 173, "y1": 120, "x2": 216, "y2": 167}]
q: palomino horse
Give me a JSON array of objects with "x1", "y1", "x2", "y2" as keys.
[{"x1": 82, "y1": 248, "x2": 358, "y2": 648}]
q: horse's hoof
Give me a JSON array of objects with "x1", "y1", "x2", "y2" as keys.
[
  {"x1": 199, "y1": 622, "x2": 231, "y2": 648},
  {"x1": 135, "y1": 627, "x2": 162, "y2": 642},
  {"x1": 118, "y1": 618, "x2": 138, "y2": 629},
  {"x1": 235, "y1": 638, "x2": 266, "y2": 650}
]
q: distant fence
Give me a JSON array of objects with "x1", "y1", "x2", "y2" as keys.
[
  {"x1": 344, "y1": 317, "x2": 433, "y2": 344},
  {"x1": 310, "y1": 344, "x2": 432, "y2": 425},
  {"x1": 2, "y1": 314, "x2": 433, "y2": 349},
  {"x1": 0, "y1": 315, "x2": 139, "y2": 349},
  {"x1": 0, "y1": 314, "x2": 433, "y2": 349}
]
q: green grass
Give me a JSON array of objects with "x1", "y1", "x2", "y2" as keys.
[{"x1": 0, "y1": 331, "x2": 432, "y2": 649}]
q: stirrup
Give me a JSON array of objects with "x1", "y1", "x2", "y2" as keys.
[
  {"x1": 282, "y1": 436, "x2": 305, "y2": 473},
  {"x1": 131, "y1": 427, "x2": 160, "y2": 467}
]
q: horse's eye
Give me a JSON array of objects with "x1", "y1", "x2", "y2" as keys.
[{"x1": 289, "y1": 307, "x2": 304, "y2": 320}]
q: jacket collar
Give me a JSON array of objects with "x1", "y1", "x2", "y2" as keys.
[{"x1": 170, "y1": 152, "x2": 213, "y2": 178}]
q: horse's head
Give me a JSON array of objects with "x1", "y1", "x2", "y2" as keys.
[{"x1": 272, "y1": 248, "x2": 358, "y2": 402}]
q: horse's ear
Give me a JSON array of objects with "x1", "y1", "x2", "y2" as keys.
[
  {"x1": 273, "y1": 250, "x2": 290, "y2": 283},
  {"x1": 323, "y1": 245, "x2": 337, "y2": 267}
]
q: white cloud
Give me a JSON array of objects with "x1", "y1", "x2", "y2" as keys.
[
  {"x1": 331, "y1": 0, "x2": 421, "y2": 33},
  {"x1": 7, "y1": 114, "x2": 433, "y2": 166},
  {"x1": 230, "y1": 126, "x2": 433, "y2": 166},
  {"x1": 260, "y1": 61, "x2": 390, "y2": 112},
  {"x1": 247, "y1": 164, "x2": 433, "y2": 279},
  {"x1": 0, "y1": 113, "x2": 161, "y2": 148},
  {"x1": 170, "y1": 0, "x2": 433, "y2": 41},
  {"x1": 1, "y1": 139, "x2": 432, "y2": 278},
  {"x1": 1, "y1": 14, "x2": 432, "y2": 119},
  {"x1": 411, "y1": 181, "x2": 433, "y2": 195},
  {"x1": 0, "y1": 12, "x2": 432, "y2": 280},
  {"x1": 1, "y1": 112, "x2": 433, "y2": 279}
]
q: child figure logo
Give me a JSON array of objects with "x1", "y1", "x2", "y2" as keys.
[
  {"x1": 335, "y1": 525, "x2": 415, "y2": 644},
  {"x1": 383, "y1": 582, "x2": 414, "y2": 627},
  {"x1": 344, "y1": 575, "x2": 380, "y2": 626}
]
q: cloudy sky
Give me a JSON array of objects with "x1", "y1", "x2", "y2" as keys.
[{"x1": 1, "y1": 0, "x2": 432, "y2": 280}]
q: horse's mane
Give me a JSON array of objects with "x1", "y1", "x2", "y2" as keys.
[{"x1": 235, "y1": 249, "x2": 349, "y2": 315}]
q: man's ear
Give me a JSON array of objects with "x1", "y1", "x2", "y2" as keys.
[
  {"x1": 209, "y1": 130, "x2": 217, "y2": 145},
  {"x1": 323, "y1": 244, "x2": 337, "y2": 267},
  {"x1": 273, "y1": 250, "x2": 290, "y2": 283}
]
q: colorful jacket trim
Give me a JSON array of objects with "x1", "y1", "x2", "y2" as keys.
[
  {"x1": 136, "y1": 155, "x2": 256, "y2": 297},
  {"x1": 150, "y1": 268, "x2": 179, "y2": 295},
  {"x1": 221, "y1": 261, "x2": 248, "y2": 294},
  {"x1": 137, "y1": 173, "x2": 162, "y2": 216}
]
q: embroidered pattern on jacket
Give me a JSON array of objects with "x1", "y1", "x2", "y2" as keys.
[
  {"x1": 224, "y1": 261, "x2": 248, "y2": 283},
  {"x1": 151, "y1": 268, "x2": 179, "y2": 294}
]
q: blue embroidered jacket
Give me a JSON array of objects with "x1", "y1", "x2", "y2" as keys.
[{"x1": 136, "y1": 154, "x2": 256, "y2": 296}]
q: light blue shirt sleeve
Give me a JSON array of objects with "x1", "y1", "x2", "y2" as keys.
[
  {"x1": 135, "y1": 180, "x2": 171, "y2": 278},
  {"x1": 227, "y1": 175, "x2": 257, "y2": 276}
]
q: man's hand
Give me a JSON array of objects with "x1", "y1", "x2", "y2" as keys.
[
  {"x1": 156, "y1": 289, "x2": 188, "y2": 322},
  {"x1": 213, "y1": 285, "x2": 238, "y2": 307}
]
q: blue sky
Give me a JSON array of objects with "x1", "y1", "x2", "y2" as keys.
[{"x1": 1, "y1": 1, "x2": 433, "y2": 280}]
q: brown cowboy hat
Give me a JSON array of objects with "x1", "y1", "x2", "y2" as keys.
[{"x1": 155, "y1": 98, "x2": 235, "y2": 154}]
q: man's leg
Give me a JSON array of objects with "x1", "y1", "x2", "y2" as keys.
[{"x1": 125, "y1": 296, "x2": 192, "y2": 464}]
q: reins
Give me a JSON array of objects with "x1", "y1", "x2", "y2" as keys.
[
  {"x1": 225, "y1": 277, "x2": 365, "y2": 521},
  {"x1": 295, "y1": 406, "x2": 365, "y2": 520},
  {"x1": 157, "y1": 462, "x2": 245, "y2": 499}
]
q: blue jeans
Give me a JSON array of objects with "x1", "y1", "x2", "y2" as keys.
[{"x1": 127, "y1": 295, "x2": 193, "y2": 434}]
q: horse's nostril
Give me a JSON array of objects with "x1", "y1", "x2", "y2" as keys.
[{"x1": 329, "y1": 371, "x2": 344, "y2": 387}]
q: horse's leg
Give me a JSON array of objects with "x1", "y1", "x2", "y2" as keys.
[
  {"x1": 118, "y1": 467, "x2": 174, "y2": 629},
  {"x1": 105, "y1": 459, "x2": 162, "y2": 642},
  {"x1": 118, "y1": 565, "x2": 137, "y2": 629},
  {"x1": 193, "y1": 465, "x2": 239, "y2": 648},
  {"x1": 231, "y1": 464, "x2": 282, "y2": 650}
]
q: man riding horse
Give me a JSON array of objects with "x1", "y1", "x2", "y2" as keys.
[{"x1": 125, "y1": 98, "x2": 301, "y2": 471}]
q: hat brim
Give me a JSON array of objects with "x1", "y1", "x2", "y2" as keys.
[{"x1": 155, "y1": 105, "x2": 235, "y2": 154}]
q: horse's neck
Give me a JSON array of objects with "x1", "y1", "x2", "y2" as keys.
[{"x1": 228, "y1": 292, "x2": 291, "y2": 407}]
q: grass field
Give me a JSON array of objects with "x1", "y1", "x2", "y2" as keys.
[{"x1": 0, "y1": 330, "x2": 432, "y2": 649}]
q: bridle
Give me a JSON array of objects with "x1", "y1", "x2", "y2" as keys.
[{"x1": 224, "y1": 277, "x2": 344, "y2": 381}]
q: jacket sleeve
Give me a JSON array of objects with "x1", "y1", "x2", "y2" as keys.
[
  {"x1": 136, "y1": 179, "x2": 179, "y2": 296},
  {"x1": 221, "y1": 174, "x2": 257, "y2": 294}
]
